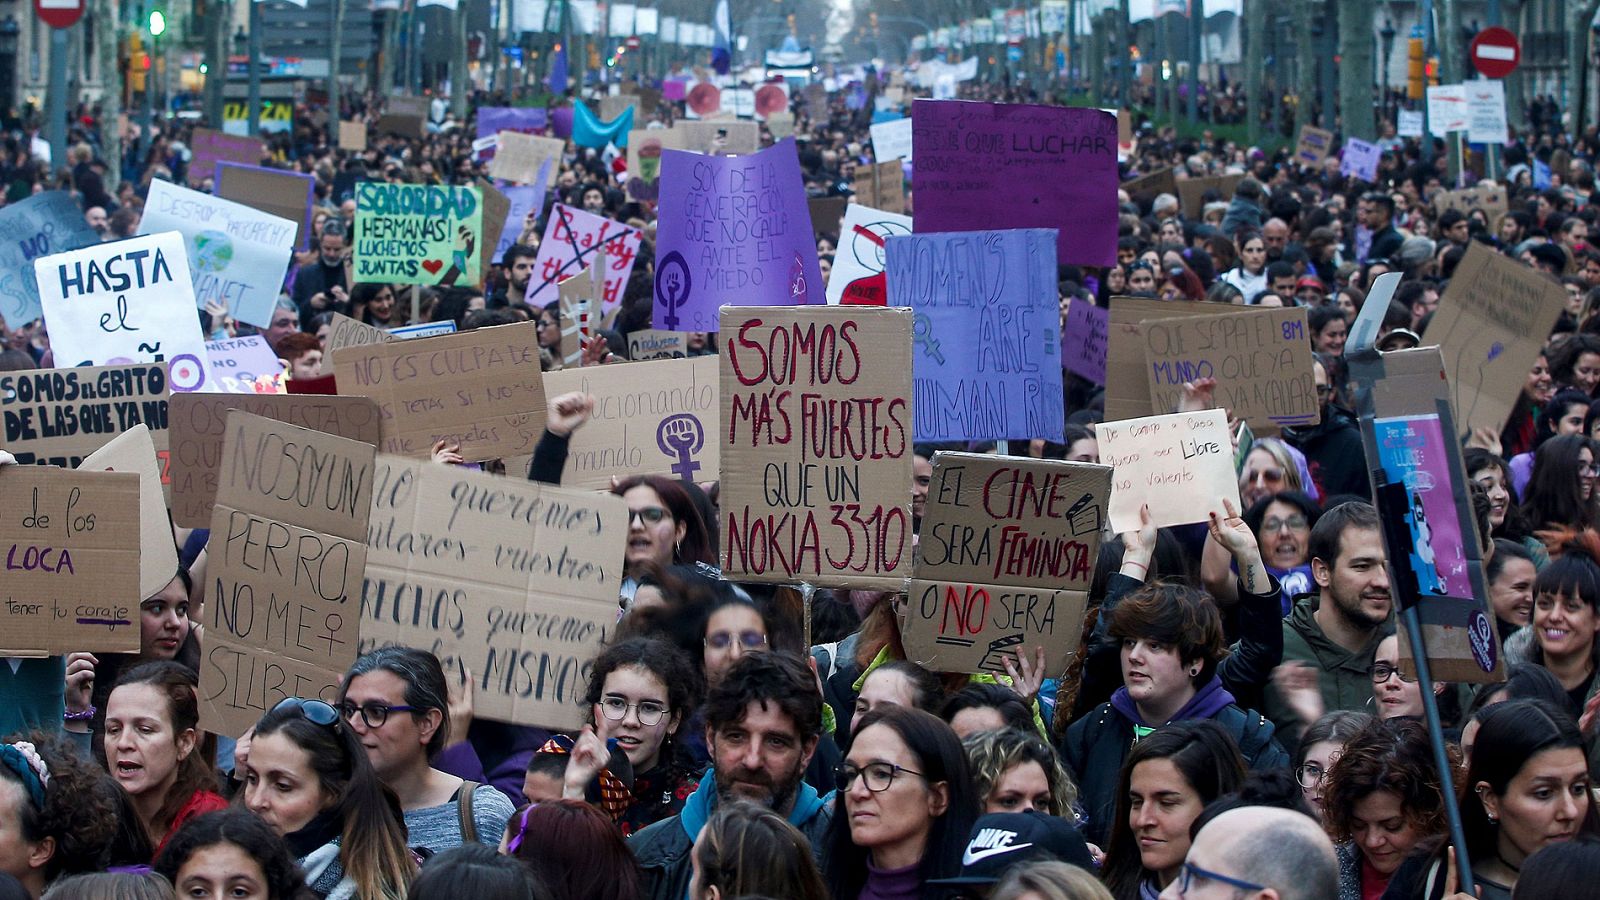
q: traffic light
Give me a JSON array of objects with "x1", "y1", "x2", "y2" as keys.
[
  {"x1": 127, "y1": 32, "x2": 147, "y2": 93},
  {"x1": 1406, "y1": 36, "x2": 1423, "y2": 99},
  {"x1": 149, "y1": 8, "x2": 166, "y2": 36}
]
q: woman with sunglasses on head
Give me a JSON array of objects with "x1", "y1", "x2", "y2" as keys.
[
  {"x1": 241, "y1": 697, "x2": 414, "y2": 900},
  {"x1": 103, "y1": 662, "x2": 226, "y2": 860},
  {"x1": 0, "y1": 732, "x2": 121, "y2": 898},
  {"x1": 336, "y1": 648, "x2": 514, "y2": 854},
  {"x1": 826, "y1": 706, "x2": 979, "y2": 899}
]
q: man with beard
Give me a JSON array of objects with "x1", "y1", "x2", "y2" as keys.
[
  {"x1": 1262, "y1": 501, "x2": 1394, "y2": 754},
  {"x1": 630, "y1": 652, "x2": 833, "y2": 900},
  {"x1": 1284, "y1": 357, "x2": 1369, "y2": 499}
]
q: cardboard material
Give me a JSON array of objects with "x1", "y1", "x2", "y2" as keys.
[
  {"x1": 902, "y1": 453, "x2": 1110, "y2": 676},
  {"x1": 319, "y1": 314, "x2": 395, "y2": 377},
  {"x1": 558, "y1": 250, "x2": 605, "y2": 368},
  {"x1": 198, "y1": 412, "x2": 375, "y2": 737},
  {"x1": 334, "y1": 322, "x2": 546, "y2": 461},
  {"x1": 1097, "y1": 409, "x2": 1242, "y2": 532},
  {"x1": 1123, "y1": 167, "x2": 1178, "y2": 203},
  {"x1": 352, "y1": 183, "x2": 483, "y2": 286},
  {"x1": 626, "y1": 128, "x2": 687, "y2": 189},
  {"x1": 477, "y1": 179, "x2": 511, "y2": 279},
  {"x1": 0, "y1": 466, "x2": 141, "y2": 655},
  {"x1": 677, "y1": 121, "x2": 761, "y2": 155},
  {"x1": 167, "y1": 393, "x2": 383, "y2": 527},
  {"x1": 542, "y1": 356, "x2": 719, "y2": 488},
  {"x1": 36, "y1": 231, "x2": 209, "y2": 386},
  {"x1": 627, "y1": 330, "x2": 689, "y2": 360},
  {"x1": 912, "y1": 100, "x2": 1117, "y2": 267},
  {"x1": 489, "y1": 132, "x2": 565, "y2": 186},
  {"x1": 1427, "y1": 242, "x2": 1566, "y2": 435},
  {"x1": 828, "y1": 205, "x2": 913, "y2": 306},
  {"x1": 885, "y1": 229, "x2": 1064, "y2": 442},
  {"x1": 1176, "y1": 174, "x2": 1243, "y2": 219},
  {"x1": 360, "y1": 457, "x2": 626, "y2": 728},
  {"x1": 719, "y1": 306, "x2": 914, "y2": 590},
  {"x1": 79, "y1": 424, "x2": 179, "y2": 599},
  {"x1": 600, "y1": 94, "x2": 637, "y2": 122},
  {"x1": 1141, "y1": 307, "x2": 1320, "y2": 430},
  {"x1": 852, "y1": 161, "x2": 905, "y2": 215},
  {"x1": 526, "y1": 204, "x2": 642, "y2": 315},
  {"x1": 375, "y1": 113, "x2": 426, "y2": 140},
  {"x1": 338, "y1": 120, "x2": 367, "y2": 151},
  {"x1": 140, "y1": 179, "x2": 297, "y2": 329},
  {"x1": 1, "y1": 362, "x2": 171, "y2": 469},
  {"x1": 213, "y1": 163, "x2": 315, "y2": 251},
  {"x1": 1105, "y1": 297, "x2": 1246, "y2": 421},
  {"x1": 809, "y1": 197, "x2": 848, "y2": 241},
  {"x1": 766, "y1": 111, "x2": 796, "y2": 139},
  {"x1": 189, "y1": 128, "x2": 263, "y2": 187},
  {"x1": 0, "y1": 192, "x2": 102, "y2": 328},
  {"x1": 1431, "y1": 185, "x2": 1509, "y2": 222},
  {"x1": 1061, "y1": 299, "x2": 1109, "y2": 384},
  {"x1": 1294, "y1": 125, "x2": 1336, "y2": 167}
]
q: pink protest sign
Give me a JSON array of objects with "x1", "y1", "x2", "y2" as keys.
[
  {"x1": 911, "y1": 100, "x2": 1118, "y2": 267},
  {"x1": 653, "y1": 138, "x2": 823, "y2": 332},
  {"x1": 525, "y1": 203, "x2": 642, "y2": 315}
]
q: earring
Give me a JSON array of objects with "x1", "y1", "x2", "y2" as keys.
[
  {"x1": 1189, "y1": 668, "x2": 1200, "y2": 677},
  {"x1": 674, "y1": 541, "x2": 682, "y2": 561}
]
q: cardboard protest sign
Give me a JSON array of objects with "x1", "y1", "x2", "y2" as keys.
[
  {"x1": 601, "y1": 94, "x2": 637, "y2": 122},
  {"x1": 870, "y1": 116, "x2": 914, "y2": 162},
  {"x1": 338, "y1": 121, "x2": 367, "y2": 151},
  {"x1": 627, "y1": 330, "x2": 689, "y2": 360},
  {"x1": 557, "y1": 250, "x2": 606, "y2": 368},
  {"x1": 852, "y1": 161, "x2": 905, "y2": 215},
  {"x1": 79, "y1": 424, "x2": 179, "y2": 599},
  {"x1": 204, "y1": 336, "x2": 285, "y2": 394},
  {"x1": 1061, "y1": 299, "x2": 1109, "y2": 384},
  {"x1": 492, "y1": 184, "x2": 546, "y2": 265},
  {"x1": 626, "y1": 128, "x2": 687, "y2": 192},
  {"x1": 214, "y1": 163, "x2": 315, "y2": 251},
  {"x1": 318, "y1": 313, "x2": 395, "y2": 377},
  {"x1": 0, "y1": 192, "x2": 101, "y2": 329},
  {"x1": 1097, "y1": 409, "x2": 1242, "y2": 532},
  {"x1": 35, "y1": 231, "x2": 210, "y2": 388},
  {"x1": 1105, "y1": 296, "x2": 1245, "y2": 421},
  {"x1": 1294, "y1": 125, "x2": 1335, "y2": 167},
  {"x1": 360, "y1": 458, "x2": 627, "y2": 728},
  {"x1": 378, "y1": 95, "x2": 428, "y2": 138},
  {"x1": 677, "y1": 121, "x2": 761, "y2": 156},
  {"x1": 167, "y1": 393, "x2": 382, "y2": 527},
  {"x1": 655, "y1": 139, "x2": 824, "y2": 332},
  {"x1": 1123, "y1": 168, "x2": 1179, "y2": 204},
  {"x1": 902, "y1": 453, "x2": 1110, "y2": 676},
  {"x1": 474, "y1": 107, "x2": 548, "y2": 161},
  {"x1": 766, "y1": 111, "x2": 796, "y2": 139},
  {"x1": 809, "y1": 197, "x2": 848, "y2": 242},
  {"x1": 352, "y1": 183, "x2": 483, "y2": 286},
  {"x1": 0, "y1": 466, "x2": 141, "y2": 655},
  {"x1": 542, "y1": 356, "x2": 720, "y2": 488},
  {"x1": 526, "y1": 204, "x2": 642, "y2": 315},
  {"x1": 1142, "y1": 307, "x2": 1320, "y2": 430},
  {"x1": 719, "y1": 306, "x2": 914, "y2": 590},
  {"x1": 489, "y1": 132, "x2": 564, "y2": 186},
  {"x1": 0, "y1": 362, "x2": 170, "y2": 470},
  {"x1": 334, "y1": 322, "x2": 546, "y2": 461},
  {"x1": 885, "y1": 229, "x2": 1064, "y2": 441},
  {"x1": 828, "y1": 205, "x2": 912, "y2": 306},
  {"x1": 188, "y1": 128, "x2": 262, "y2": 187},
  {"x1": 1176, "y1": 174, "x2": 1243, "y2": 219},
  {"x1": 198, "y1": 412, "x2": 375, "y2": 737},
  {"x1": 1340, "y1": 138, "x2": 1382, "y2": 182},
  {"x1": 140, "y1": 179, "x2": 296, "y2": 329},
  {"x1": 1427, "y1": 242, "x2": 1566, "y2": 435},
  {"x1": 912, "y1": 100, "x2": 1117, "y2": 267},
  {"x1": 1430, "y1": 185, "x2": 1508, "y2": 222}
]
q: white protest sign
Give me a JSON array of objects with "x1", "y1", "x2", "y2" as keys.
[
  {"x1": 827, "y1": 204, "x2": 913, "y2": 306},
  {"x1": 1398, "y1": 110, "x2": 1424, "y2": 138},
  {"x1": 870, "y1": 117, "x2": 914, "y2": 162},
  {"x1": 1466, "y1": 81, "x2": 1509, "y2": 145},
  {"x1": 1427, "y1": 85, "x2": 1469, "y2": 135},
  {"x1": 139, "y1": 180, "x2": 296, "y2": 329},
  {"x1": 1096, "y1": 409, "x2": 1242, "y2": 533},
  {"x1": 1340, "y1": 138, "x2": 1382, "y2": 182},
  {"x1": 36, "y1": 231, "x2": 210, "y2": 392}
]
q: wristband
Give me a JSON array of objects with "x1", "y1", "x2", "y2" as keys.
[
  {"x1": 63, "y1": 706, "x2": 95, "y2": 722},
  {"x1": 1123, "y1": 561, "x2": 1148, "y2": 576}
]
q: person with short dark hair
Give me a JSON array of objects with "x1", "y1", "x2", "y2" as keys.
[
  {"x1": 501, "y1": 800, "x2": 640, "y2": 900},
  {"x1": 153, "y1": 809, "x2": 316, "y2": 900},
  {"x1": 409, "y1": 843, "x2": 552, "y2": 900}
]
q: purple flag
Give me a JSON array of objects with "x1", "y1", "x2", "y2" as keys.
[
  {"x1": 652, "y1": 138, "x2": 823, "y2": 332},
  {"x1": 550, "y1": 107, "x2": 575, "y2": 140},
  {"x1": 1061, "y1": 299, "x2": 1109, "y2": 384},
  {"x1": 912, "y1": 100, "x2": 1118, "y2": 268}
]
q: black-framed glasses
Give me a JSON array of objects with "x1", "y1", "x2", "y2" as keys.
[
  {"x1": 836, "y1": 762, "x2": 925, "y2": 794},
  {"x1": 337, "y1": 701, "x2": 417, "y2": 728},
  {"x1": 1369, "y1": 662, "x2": 1417, "y2": 684},
  {"x1": 273, "y1": 697, "x2": 341, "y2": 727},
  {"x1": 629, "y1": 506, "x2": 671, "y2": 525},
  {"x1": 1294, "y1": 763, "x2": 1327, "y2": 789},
  {"x1": 598, "y1": 696, "x2": 670, "y2": 726},
  {"x1": 1174, "y1": 861, "x2": 1267, "y2": 897},
  {"x1": 705, "y1": 630, "x2": 768, "y2": 652}
]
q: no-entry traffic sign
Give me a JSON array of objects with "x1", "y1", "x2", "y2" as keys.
[
  {"x1": 34, "y1": 0, "x2": 84, "y2": 29},
  {"x1": 1470, "y1": 27, "x2": 1521, "y2": 79}
]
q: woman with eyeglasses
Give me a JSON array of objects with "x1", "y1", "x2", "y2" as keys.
[
  {"x1": 1503, "y1": 530, "x2": 1600, "y2": 722},
  {"x1": 1100, "y1": 721, "x2": 1245, "y2": 900},
  {"x1": 336, "y1": 648, "x2": 514, "y2": 854},
  {"x1": 1238, "y1": 438, "x2": 1315, "y2": 510},
  {"x1": 562, "y1": 638, "x2": 701, "y2": 836},
  {"x1": 1520, "y1": 434, "x2": 1600, "y2": 534},
  {"x1": 241, "y1": 697, "x2": 415, "y2": 899},
  {"x1": 534, "y1": 303, "x2": 561, "y2": 352},
  {"x1": 1381, "y1": 699, "x2": 1599, "y2": 899},
  {"x1": 1202, "y1": 491, "x2": 1320, "y2": 617},
  {"x1": 1292, "y1": 711, "x2": 1374, "y2": 821},
  {"x1": 1321, "y1": 718, "x2": 1457, "y2": 900},
  {"x1": 825, "y1": 706, "x2": 979, "y2": 899},
  {"x1": 103, "y1": 662, "x2": 226, "y2": 860}
]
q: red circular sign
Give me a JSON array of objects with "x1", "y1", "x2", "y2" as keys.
[
  {"x1": 34, "y1": 0, "x2": 85, "y2": 30},
  {"x1": 1470, "y1": 26, "x2": 1520, "y2": 79}
]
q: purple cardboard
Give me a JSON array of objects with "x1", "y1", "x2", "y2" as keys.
[
  {"x1": 653, "y1": 138, "x2": 823, "y2": 332},
  {"x1": 911, "y1": 100, "x2": 1118, "y2": 268},
  {"x1": 1061, "y1": 299, "x2": 1109, "y2": 384},
  {"x1": 475, "y1": 107, "x2": 550, "y2": 161}
]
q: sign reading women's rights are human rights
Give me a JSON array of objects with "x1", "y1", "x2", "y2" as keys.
[{"x1": 352, "y1": 183, "x2": 483, "y2": 286}]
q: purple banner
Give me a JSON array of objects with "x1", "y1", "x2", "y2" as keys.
[
  {"x1": 493, "y1": 184, "x2": 546, "y2": 265},
  {"x1": 911, "y1": 100, "x2": 1118, "y2": 267},
  {"x1": 1061, "y1": 299, "x2": 1109, "y2": 384},
  {"x1": 653, "y1": 138, "x2": 823, "y2": 332},
  {"x1": 476, "y1": 107, "x2": 550, "y2": 161}
]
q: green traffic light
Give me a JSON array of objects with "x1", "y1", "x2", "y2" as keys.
[{"x1": 149, "y1": 10, "x2": 166, "y2": 36}]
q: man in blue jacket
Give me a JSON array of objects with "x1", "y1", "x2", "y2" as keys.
[{"x1": 630, "y1": 652, "x2": 834, "y2": 900}]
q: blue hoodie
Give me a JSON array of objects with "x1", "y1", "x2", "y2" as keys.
[{"x1": 676, "y1": 768, "x2": 835, "y2": 841}]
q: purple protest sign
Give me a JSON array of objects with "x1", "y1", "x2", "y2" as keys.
[
  {"x1": 188, "y1": 128, "x2": 262, "y2": 188},
  {"x1": 475, "y1": 107, "x2": 550, "y2": 161},
  {"x1": 1061, "y1": 299, "x2": 1109, "y2": 384},
  {"x1": 493, "y1": 183, "x2": 546, "y2": 265},
  {"x1": 653, "y1": 138, "x2": 823, "y2": 332},
  {"x1": 912, "y1": 100, "x2": 1118, "y2": 267},
  {"x1": 1340, "y1": 138, "x2": 1382, "y2": 183},
  {"x1": 662, "y1": 80, "x2": 687, "y2": 101}
]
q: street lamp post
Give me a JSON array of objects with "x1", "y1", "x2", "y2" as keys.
[
  {"x1": 0, "y1": 16, "x2": 18, "y2": 125},
  {"x1": 248, "y1": 0, "x2": 262, "y2": 134},
  {"x1": 1380, "y1": 19, "x2": 1395, "y2": 123}
]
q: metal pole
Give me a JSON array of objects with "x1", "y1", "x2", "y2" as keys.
[
  {"x1": 141, "y1": 15, "x2": 153, "y2": 160},
  {"x1": 48, "y1": 25, "x2": 68, "y2": 175},
  {"x1": 248, "y1": 0, "x2": 262, "y2": 135},
  {"x1": 1401, "y1": 606, "x2": 1475, "y2": 891},
  {"x1": 1188, "y1": 0, "x2": 1202, "y2": 123}
]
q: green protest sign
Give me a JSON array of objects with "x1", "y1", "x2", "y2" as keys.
[{"x1": 352, "y1": 183, "x2": 483, "y2": 286}]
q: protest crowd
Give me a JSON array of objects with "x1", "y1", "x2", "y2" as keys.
[{"x1": 10, "y1": 42, "x2": 1600, "y2": 900}]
